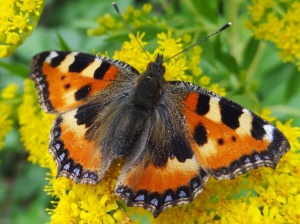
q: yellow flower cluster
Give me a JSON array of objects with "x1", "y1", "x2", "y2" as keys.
[
  {"x1": 113, "y1": 30, "x2": 225, "y2": 95},
  {"x1": 0, "y1": 0, "x2": 44, "y2": 58},
  {"x1": 245, "y1": 0, "x2": 300, "y2": 70},
  {"x1": 88, "y1": 3, "x2": 164, "y2": 36},
  {"x1": 0, "y1": 84, "x2": 18, "y2": 150},
  {"x1": 18, "y1": 80, "x2": 54, "y2": 165}
]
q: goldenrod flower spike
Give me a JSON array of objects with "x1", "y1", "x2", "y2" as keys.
[{"x1": 0, "y1": 0, "x2": 44, "y2": 58}]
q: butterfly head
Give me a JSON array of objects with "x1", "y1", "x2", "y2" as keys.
[
  {"x1": 131, "y1": 54, "x2": 166, "y2": 109},
  {"x1": 146, "y1": 54, "x2": 165, "y2": 78}
]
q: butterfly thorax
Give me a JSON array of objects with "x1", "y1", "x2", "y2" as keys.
[{"x1": 131, "y1": 54, "x2": 166, "y2": 109}]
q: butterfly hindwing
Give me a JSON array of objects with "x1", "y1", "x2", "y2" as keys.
[
  {"x1": 50, "y1": 108, "x2": 113, "y2": 183},
  {"x1": 116, "y1": 158, "x2": 208, "y2": 217},
  {"x1": 29, "y1": 51, "x2": 139, "y2": 113},
  {"x1": 175, "y1": 81, "x2": 290, "y2": 179}
]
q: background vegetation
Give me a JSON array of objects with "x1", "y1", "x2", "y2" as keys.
[{"x1": 1, "y1": 0, "x2": 299, "y2": 223}]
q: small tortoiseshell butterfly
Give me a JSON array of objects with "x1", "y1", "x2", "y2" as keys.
[{"x1": 29, "y1": 8, "x2": 290, "y2": 218}]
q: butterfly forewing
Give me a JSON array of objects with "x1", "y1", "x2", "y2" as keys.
[
  {"x1": 173, "y1": 81, "x2": 290, "y2": 179},
  {"x1": 29, "y1": 51, "x2": 139, "y2": 113}
]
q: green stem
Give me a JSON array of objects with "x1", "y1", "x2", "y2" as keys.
[
  {"x1": 245, "y1": 41, "x2": 266, "y2": 89},
  {"x1": 160, "y1": 0, "x2": 175, "y2": 15},
  {"x1": 225, "y1": 0, "x2": 240, "y2": 61},
  {"x1": 269, "y1": 105, "x2": 300, "y2": 117}
]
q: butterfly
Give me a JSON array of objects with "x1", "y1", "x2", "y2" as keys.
[{"x1": 29, "y1": 36, "x2": 290, "y2": 218}]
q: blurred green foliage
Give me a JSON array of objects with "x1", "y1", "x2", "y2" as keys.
[{"x1": 0, "y1": 0, "x2": 299, "y2": 223}]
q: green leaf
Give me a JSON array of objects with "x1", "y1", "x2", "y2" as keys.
[
  {"x1": 0, "y1": 61, "x2": 28, "y2": 78},
  {"x1": 211, "y1": 36, "x2": 239, "y2": 75},
  {"x1": 218, "y1": 52, "x2": 239, "y2": 75},
  {"x1": 242, "y1": 37, "x2": 260, "y2": 69},
  {"x1": 182, "y1": 0, "x2": 219, "y2": 23},
  {"x1": 284, "y1": 65, "x2": 300, "y2": 101},
  {"x1": 56, "y1": 32, "x2": 72, "y2": 51}
]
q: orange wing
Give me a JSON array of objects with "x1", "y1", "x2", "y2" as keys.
[
  {"x1": 115, "y1": 81, "x2": 290, "y2": 217},
  {"x1": 114, "y1": 99, "x2": 209, "y2": 217},
  {"x1": 50, "y1": 108, "x2": 113, "y2": 183},
  {"x1": 29, "y1": 51, "x2": 140, "y2": 183},
  {"x1": 179, "y1": 83, "x2": 290, "y2": 179},
  {"x1": 29, "y1": 51, "x2": 139, "y2": 113},
  {"x1": 116, "y1": 145, "x2": 208, "y2": 217}
]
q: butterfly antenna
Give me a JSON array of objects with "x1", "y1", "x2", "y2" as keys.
[
  {"x1": 112, "y1": 2, "x2": 152, "y2": 62},
  {"x1": 164, "y1": 22, "x2": 232, "y2": 63}
]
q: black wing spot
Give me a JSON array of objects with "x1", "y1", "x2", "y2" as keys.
[
  {"x1": 52, "y1": 139, "x2": 64, "y2": 152},
  {"x1": 189, "y1": 175, "x2": 201, "y2": 191},
  {"x1": 229, "y1": 160, "x2": 241, "y2": 172},
  {"x1": 74, "y1": 84, "x2": 91, "y2": 101},
  {"x1": 251, "y1": 116, "x2": 267, "y2": 140},
  {"x1": 133, "y1": 190, "x2": 148, "y2": 204},
  {"x1": 72, "y1": 164, "x2": 83, "y2": 178},
  {"x1": 64, "y1": 84, "x2": 71, "y2": 89},
  {"x1": 171, "y1": 133, "x2": 193, "y2": 162},
  {"x1": 220, "y1": 99, "x2": 243, "y2": 129},
  {"x1": 193, "y1": 123, "x2": 207, "y2": 146},
  {"x1": 213, "y1": 167, "x2": 230, "y2": 177},
  {"x1": 116, "y1": 186, "x2": 134, "y2": 202},
  {"x1": 217, "y1": 138, "x2": 224, "y2": 145},
  {"x1": 176, "y1": 186, "x2": 191, "y2": 199},
  {"x1": 94, "y1": 61, "x2": 111, "y2": 79},
  {"x1": 69, "y1": 53, "x2": 95, "y2": 73},
  {"x1": 50, "y1": 52, "x2": 68, "y2": 67},
  {"x1": 240, "y1": 155, "x2": 253, "y2": 165},
  {"x1": 75, "y1": 103, "x2": 102, "y2": 127},
  {"x1": 162, "y1": 189, "x2": 175, "y2": 203},
  {"x1": 195, "y1": 94, "x2": 210, "y2": 115},
  {"x1": 149, "y1": 192, "x2": 161, "y2": 209}
]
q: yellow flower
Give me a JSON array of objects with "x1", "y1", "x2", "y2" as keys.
[
  {"x1": 0, "y1": 0, "x2": 44, "y2": 58},
  {"x1": 6, "y1": 32, "x2": 21, "y2": 45},
  {"x1": 276, "y1": 119, "x2": 300, "y2": 151},
  {"x1": 200, "y1": 76, "x2": 211, "y2": 86},
  {"x1": 17, "y1": 0, "x2": 44, "y2": 16},
  {"x1": 246, "y1": 0, "x2": 300, "y2": 70},
  {"x1": 18, "y1": 80, "x2": 55, "y2": 165},
  {"x1": 183, "y1": 34, "x2": 192, "y2": 43},
  {"x1": 187, "y1": 45, "x2": 203, "y2": 78},
  {"x1": 156, "y1": 30, "x2": 183, "y2": 59},
  {"x1": 88, "y1": 3, "x2": 164, "y2": 36},
  {"x1": 0, "y1": 45, "x2": 14, "y2": 58},
  {"x1": 259, "y1": 108, "x2": 277, "y2": 123},
  {"x1": 1, "y1": 83, "x2": 19, "y2": 99},
  {"x1": 0, "y1": 84, "x2": 18, "y2": 150},
  {"x1": 142, "y1": 3, "x2": 152, "y2": 14},
  {"x1": 11, "y1": 12, "x2": 32, "y2": 33},
  {"x1": 208, "y1": 83, "x2": 227, "y2": 96}
]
